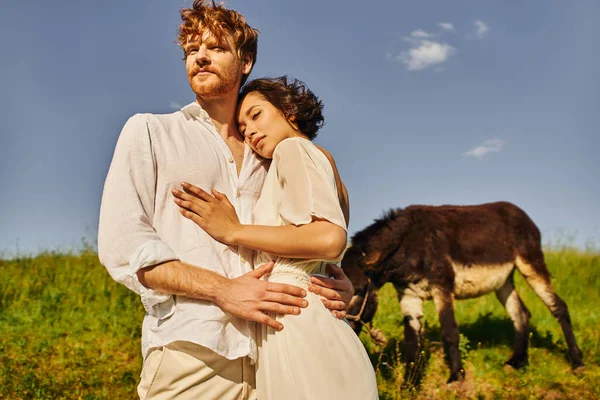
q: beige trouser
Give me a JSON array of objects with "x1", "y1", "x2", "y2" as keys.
[{"x1": 137, "y1": 341, "x2": 257, "y2": 400}]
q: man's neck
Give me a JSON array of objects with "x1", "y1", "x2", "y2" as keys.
[{"x1": 196, "y1": 92, "x2": 242, "y2": 142}]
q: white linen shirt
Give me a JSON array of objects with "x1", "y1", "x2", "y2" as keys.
[{"x1": 98, "y1": 102, "x2": 269, "y2": 362}]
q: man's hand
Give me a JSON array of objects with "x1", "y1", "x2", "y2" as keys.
[
  {"x1": 308, "y1": 264, "x2": 354, "y2": 319},
  {"x1": 216, "y1": 261, "x2": 309, "y2": 331}
]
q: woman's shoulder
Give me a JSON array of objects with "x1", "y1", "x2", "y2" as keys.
[
  {"x1": 272, "y1": 137, "x2": 316, "y2": 158},
  {"x1": 273, "y1": 137, "x2": 331, "y2": 167}
]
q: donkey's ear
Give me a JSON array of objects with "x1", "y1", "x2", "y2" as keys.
[
  {"x1": 367, "y1": 214, "x2": 412, "y2": 269},
  {"x1": 363, "y1": 251, "x2": 382, "y2": 267}
]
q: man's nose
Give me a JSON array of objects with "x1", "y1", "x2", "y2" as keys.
[{"x1": 194, "y1": 46, "x2": 210, "y2": 65}]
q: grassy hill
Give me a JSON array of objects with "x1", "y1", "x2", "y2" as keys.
[{"x1": 1, "y1": 249, "x2": 598, "y2": 399}]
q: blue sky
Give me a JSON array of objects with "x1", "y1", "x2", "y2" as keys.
[{"x1": 1, "y1": 0, "x2": 598, "y2": 255}]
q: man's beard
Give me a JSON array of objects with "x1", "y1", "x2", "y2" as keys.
[{"x1": 189, "y1": 66, "x2": 240, "y2": 98}]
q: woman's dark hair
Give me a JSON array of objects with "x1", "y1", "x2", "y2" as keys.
[{"x1": 239, "y1": 76, "x2": 324, "y2": 140}]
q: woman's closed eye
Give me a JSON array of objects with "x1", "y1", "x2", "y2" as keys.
[{"x1": 252, "y1": 111, "x2": 261, "y2": 121}]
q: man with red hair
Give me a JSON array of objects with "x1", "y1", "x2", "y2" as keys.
[{"x1": 98, "y1": 1, "x2": 354, "y2": 399}]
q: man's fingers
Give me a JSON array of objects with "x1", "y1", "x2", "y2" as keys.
[
  {"x1": 308, "y1": 284, "x2": 342, "y2": 301},
  {"x1": 259, "y1": 302, "x2": 302, "y2": 316},
  {"x1": 247, "y1": 261, "x2": 275, "y2": 278},
  {"x1": 332, "y1": 310, "x2": 347, "y2": 320},
  {"x1": 320, "y1": 298, "x2": 346, "y2": 311},
  {"x1": 249, "y1": 311, "x2": 283, "y2": 331},
  {"x1": 263, "y1": 291, "x2": 308, "y2": 308},
  {"x1": 181, "y1": 182, "x2": 213, "y2": 202},
  {"x1": 265, "y1": 282, "x2": 307, "y2": 298}
]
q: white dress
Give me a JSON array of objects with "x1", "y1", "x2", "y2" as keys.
[{"x1": 253, "y1": 137, "x2": 378, "y2": 400}]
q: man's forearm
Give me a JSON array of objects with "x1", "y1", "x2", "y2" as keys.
[
  {"x1": 137, "y1": 260, "x2": 309, "y2": 331},
  {"x1": 136, "y1": 260, "x2": 226, "y2": 303}
]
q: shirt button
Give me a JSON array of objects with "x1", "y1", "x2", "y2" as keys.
[
  {"x1": 237, "y1": 190, "x2": 241, "y2": 198},
  {"x1": 228, "y1": 157, "x2": 234, "y2": 163}
]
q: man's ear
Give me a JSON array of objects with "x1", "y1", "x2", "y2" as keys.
[{"x1": 241, "y1": 53, "x2": 253, "y2": 75}]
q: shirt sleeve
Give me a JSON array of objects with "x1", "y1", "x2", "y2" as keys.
[
  {"x1": 273, "y1": 138, "x2": 347, "y2": 232},
  {"x1": 98, "y1": 114, "x2": 177, "y2": 320}
]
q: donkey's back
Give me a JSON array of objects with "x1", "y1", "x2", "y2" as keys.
[{"x1": 404, "y1": 201, "x2": 546, "y2": 299}]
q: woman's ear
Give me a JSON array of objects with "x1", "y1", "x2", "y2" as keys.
[{"x1": 285, "y1": 112, "x2": 299, "y2": 130}]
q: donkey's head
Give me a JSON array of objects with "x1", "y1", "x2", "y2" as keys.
[
  {"x1": 346, "y1": 209, "x2": 411, "y2": 275},
  {"x1": 341, "y1": 245, "x2": 379, "y2": 333}
]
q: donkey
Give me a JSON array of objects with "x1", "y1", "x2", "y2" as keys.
[{"x1": 343, "y1": 201, "x2": 584, "y2": 385}]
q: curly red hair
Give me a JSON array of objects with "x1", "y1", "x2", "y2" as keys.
[{"x1": 178, "y1": 0, "x2": 259, "y2": 85}]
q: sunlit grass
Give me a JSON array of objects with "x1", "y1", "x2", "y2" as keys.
[{"x1": 0, "y1": 249, "x2": 598, "y2": 399}]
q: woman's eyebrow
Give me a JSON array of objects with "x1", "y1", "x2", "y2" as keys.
[{"x1": 244, "y1": 105, "x2": 258, "y2": 117}]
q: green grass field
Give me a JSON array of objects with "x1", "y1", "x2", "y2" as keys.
[{"x1": 1, "y1": 249, "x2": 598, "y2": 399}]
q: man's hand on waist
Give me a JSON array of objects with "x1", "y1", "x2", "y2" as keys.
[{"x1": 215, "y1": 261, "x2": 309, "y2": 331}]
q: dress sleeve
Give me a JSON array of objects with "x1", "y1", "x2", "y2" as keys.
[{"x1": 272, "y1": 138, "x2": 347, "y2": 231}]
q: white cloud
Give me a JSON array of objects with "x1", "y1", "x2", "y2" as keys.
[
  {"x1": 388, "y1": 24, "x2": 461, "y2": 71},
  {"x1": 463, "y1": 139, "x2": 504, "y2": 160},
  {"x1": 473, "y1": 20, "x2": 489, "y2": 39},
  {"x1": 410, "y1": 29, "x2": 434, "y2": 38},
  {"x1": 169, "y1": 101, "x2": 182, "y2": 110},
  {"x1": 439, "y1": 22, "x2": 455, "y2": 32},
  {"x1": 400, "y1": 40, "x2": 456, "y2": 71}
]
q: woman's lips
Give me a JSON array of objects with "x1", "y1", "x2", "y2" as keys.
[{"x1": 253, "y1": 136, "x2": 265, "y2": 148}]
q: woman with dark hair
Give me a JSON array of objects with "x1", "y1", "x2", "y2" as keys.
[{"x1": 172, "y1": 76, "x2": 378, "y2": 399}]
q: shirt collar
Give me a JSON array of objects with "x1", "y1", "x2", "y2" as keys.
[
  {"x1": 182, "y1": 102, "x2": 270, "y2": 170},
  {"x1": 181, "y1": 102, "x2": 211, "y2": 121}
]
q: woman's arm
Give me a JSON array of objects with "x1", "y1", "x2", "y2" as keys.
[
  {"x1": 232, "y1": 218, "x2": 347, "y2": 260},
  {"x1": 173, "y1": 184, "x2": 347, "y2": 260}
]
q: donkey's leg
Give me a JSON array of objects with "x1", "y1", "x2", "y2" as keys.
[
  {"x1": 495, "y1": 273, "x2": 531, "y2": 368},
  {"x1": 399, "y1": 290, "x2": 424, "y2": 386},
  {"x1": 432, "y1": 287, "x2": 465, "y2": 383},
  {"x1": 515, "y1": 254, "x2": 584, "y2": 367}
]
